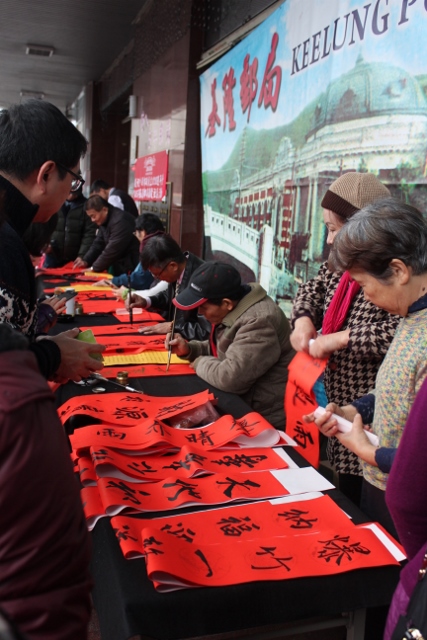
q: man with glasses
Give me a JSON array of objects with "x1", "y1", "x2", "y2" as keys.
[
  {"x1": 127, "y1": 232, "x2": 211, "y2": 340},
  {"x1": 0, "y1": 99, "x2": 104, "y2": 381}
]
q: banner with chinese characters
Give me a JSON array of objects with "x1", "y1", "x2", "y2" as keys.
[
  {"x1": 200, "y1": 0, "x2": 427, "y2": 309},
  {"x1": 133, "y1": 150, "x2": 168, "y2": 201},
  {"x1": 284, "y1": 352, "x2": 327, "y2": 468}
]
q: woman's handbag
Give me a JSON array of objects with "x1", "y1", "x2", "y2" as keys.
[{"x1": 392, "y1": 550, "x2": 427, "y2": 640}]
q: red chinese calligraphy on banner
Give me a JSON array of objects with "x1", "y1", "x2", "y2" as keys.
[
  {"x1": 111, "y1": 494, "x2": 353, "y2": 558},
  {"x1": 142, "y1": 523, "x2": 401, "y2": 591},
  {"x1": 133, "y1": 151, "x2": 168, "y2": 201},
  {"x1": 285, "y1": 352, "x2": 328, "y2": 468}
]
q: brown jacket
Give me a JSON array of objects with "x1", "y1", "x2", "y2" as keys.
[{"x1": 186, "y1": 284, "x2": 295, "y2": 429}]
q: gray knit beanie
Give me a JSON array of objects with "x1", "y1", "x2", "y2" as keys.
[{"x1": 321, "y1": 172, "x2": 390, "y2": 220}]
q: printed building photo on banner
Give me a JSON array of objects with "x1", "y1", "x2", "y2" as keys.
[{"x1": 200, "y1": 0, "x2": 427, "y2": 313}]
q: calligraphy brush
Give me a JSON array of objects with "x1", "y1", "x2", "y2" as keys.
[
  {"x1": 127, "y1": 272, "x2": 133, "y2": 325},
  {"x1": 166, "y1": 305, "x2": 177, "y2": 372}
]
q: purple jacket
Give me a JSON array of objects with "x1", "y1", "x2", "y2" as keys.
[
  {"x1": 386, "y1": 375, "x2": 427, "y2": 598},
  {"x1": 0, "y1": 350, "x2": 92, "y2": 639}
]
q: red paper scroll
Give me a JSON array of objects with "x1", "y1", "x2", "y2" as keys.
[
  {"x1": 82, "y1": 470, "x2": 290, "y2": 528},
  {"x1": 111, "y1": 494, "x2": 353, "y2": 558},
  {"x1": 102, "y1": 364, "x2": 196, "y2": 378},
  {"x1": 285, "y1": 352, "x2": 327, "y2": 467},
  {"x1": 60, "y1": 389, "x2": 215, "y2": 427},
  {"x1": 96, "y1": 335, "x2": 167, "y2": 354},
  {"x1": 79, "y1": 445, "x2": 289, "y2": 485},
  {"x1": 70, "y1": 412, "x2": 282, "y2": 456},
  {"x1": 142, "y1": 523, "x2": 400, "y2": 591},
  {"x1": 79, "y1": 323, "x2": 163, "y2": 335}
]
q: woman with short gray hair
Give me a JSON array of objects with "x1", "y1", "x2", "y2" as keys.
[{"x1": 305, "y1": 198, "x2": 427, "y2": 536}]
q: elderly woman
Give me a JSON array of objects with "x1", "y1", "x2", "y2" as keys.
[
  {"x1": 305, "y1": 198, "x2": 427, "y2": 536},
  {"x1": 290, "y1": 172, "x2": 399, "y2": 505}
]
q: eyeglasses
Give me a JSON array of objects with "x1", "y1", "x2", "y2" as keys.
[
  {"x1": 149, "y1": 261, "x2": 171, "y2": 278},
  {"x1": 56, "y1": 161, "x2": 85, "y2": 192}
]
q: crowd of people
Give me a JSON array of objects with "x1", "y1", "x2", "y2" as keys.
[{"x1": 0, "y1": 96, "x2": 426, "y2": 640}]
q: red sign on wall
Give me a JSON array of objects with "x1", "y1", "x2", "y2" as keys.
[{"x1": 133, "y1": 151, "x2": 168, "y2": 201}]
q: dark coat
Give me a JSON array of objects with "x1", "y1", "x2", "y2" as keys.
[
  {"x1": 149, "y1": 252, "x2": 211, "y2": 341},
  {"x1": 83, "y1": 206, "x2": 140, "y2": 275},
  {"x1": 0, "y1": 175, "x2": 61, "y2": 377},
  {"x1": 0, "y1": 349, "x2": 92, "y2": 639},
  {"x1": 49, "y1": 195, "x2": 97, "y2": 265},
  {"x1": 109, "y1": 187, "x2": 139, "y2": 218}
]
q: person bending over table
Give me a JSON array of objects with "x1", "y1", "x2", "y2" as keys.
[
  {"x1": 126, "y1": 232, "x2": 211, "y2": 340},
  {"x1": 304, "y1": 199, "x2": 427, "y2": 537},
  {"x1": 166, "y1": 261, "x2": 295, "y2": 430},
  {"x1": 74, "y1": 195, "x2": 139, "y2": 276},
  {"x1": 96, "y1": 212, "x2": 165, "y2": 292}
]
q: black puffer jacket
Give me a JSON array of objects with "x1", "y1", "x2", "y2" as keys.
[
  {"x1": 82, "y1": 206, "x2": 140, "y2": 275},
  {"x1": 49, "y1": 195, "x2": 96, "y2": 264}
]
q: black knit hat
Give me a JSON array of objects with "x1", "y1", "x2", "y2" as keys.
[
  {"x1": 174, "y1": 262, "x2": 242, "y2": 310},
  {"x1": 321, "y1": 172, "x2": 390, "y2": 220}
]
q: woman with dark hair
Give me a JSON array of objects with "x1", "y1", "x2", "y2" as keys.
[
  {"x1": 74, "y1": 194, "x2": 139, "y2": 275},
  {"x1": 290, "y1": 172, "x2": 399, "y2": 505},
  {"x1": 305, "y1": 198, "x2": 427, "y2": 535}
]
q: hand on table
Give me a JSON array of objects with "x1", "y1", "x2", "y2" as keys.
[
  {"x1": 165, "y1": 331, "x2": 190, "y2": 357},
  {"x1": 96, "y1": 279, "x2": 115, "y2": 288},
  {"x1": 45, "y1": 328, "x2": 106, "y2": 382},
  {"x1": 73, "y1": 257, "x2": 88, "y2": 269},
  {"x1": 290, "y1": 317, "x2": 317, "y2": 353},
  {"x1": 43, "y1": 295, "x2": 67, "y2": 314},
  {"x1": 126, "y1": 293, "x2": 147, "y2": 310},
  {"x1": 139, "y1": 322, "x2": 172, "y2": 335}
]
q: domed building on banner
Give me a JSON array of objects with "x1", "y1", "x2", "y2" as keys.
[{"x1": 204, "y1": 55, "x2": 427, "y2": 300}]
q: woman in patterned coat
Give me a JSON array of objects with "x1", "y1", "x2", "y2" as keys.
[{"x1": 290, "y1": 172, "x2": 400, "y2": 505}]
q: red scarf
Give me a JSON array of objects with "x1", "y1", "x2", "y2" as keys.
[{"x1": 322, "y1": 271, "x2": 360, "y2": 335}]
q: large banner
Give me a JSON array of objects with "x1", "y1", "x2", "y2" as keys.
[{"x1": 200, "y1": 0, "x2": 427, "y2": 306}]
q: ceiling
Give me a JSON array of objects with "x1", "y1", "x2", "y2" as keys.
[{"x1": 0, "y1": 0, "x2": 148, "y2": 112}]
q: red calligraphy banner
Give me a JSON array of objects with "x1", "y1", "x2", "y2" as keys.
[
  {"x1": 133, "y1": 151, "x2": 168, "y2": 202},
  {"x1": 102, "y1": 364, "x2": 196, "y2": 378},
  {"x1": 142, "y1": 523, "x2": 400, "y2": 591},
  {"x1": 79, "y1": 445, "x2": 289, "y2": 485},
  {"x1": 79, "y1": 321, "x2": 165, "y2": 335},
  {"x1": 95, "y1": 334, "x2": 166, "y2": 355},
  {"x1": 82, "y1": 469, "x2": 289, "y2": 528},
  {"x1": 60, "y1": 389, "x2": 216, "y2": 428},
  {"x1": 285, "y1": 352, "x2": 327, "y2": 468},
  {"x1": 111, "y1": 494, "x2": 352, "y2": 558},
  {"x1": 37, "y1": 262, "x2": 86, "y2": 277},
  {"x1": 69, "y1": 411, "x2": 282, "y2": 456}
]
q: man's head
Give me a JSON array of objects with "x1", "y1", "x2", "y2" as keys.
[
  {"x1": 90, "y1": 179, "x2": 110, "y2": 201},
  {"x1": 83, "y1": 195, "x2": 109, "y2": 226},
  {"x1": 0, "y1": 99, "x2": 87, "y2": 221},
  {"x1": 140, "y1": 233, "x2": 186, "y2": 283},
  {"x1": 174, "y1": 262, "x2": 248, "y2": 324},
  {"x1": 134, "y1": 213, "x2": 165, "y2": 243}
]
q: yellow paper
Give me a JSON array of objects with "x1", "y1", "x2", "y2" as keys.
[
  {"x1": 85, "y1": 271, "x2": 113, "y2": 279},
  {"x1": 57, "y1": 284, "x2": 114, "y2": 292},
  {"x1": 103, "y1": 352, "x2": 189, "y2": 366}
]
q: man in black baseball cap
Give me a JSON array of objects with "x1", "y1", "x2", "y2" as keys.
[{"x1": 167, "y1": 261, "x2": 295, "y2": 430}]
